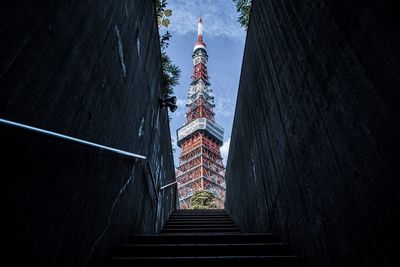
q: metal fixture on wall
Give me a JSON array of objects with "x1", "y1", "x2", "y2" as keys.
[{"x1": 160, "y1": 96, "x2": 178, "y2": 112}]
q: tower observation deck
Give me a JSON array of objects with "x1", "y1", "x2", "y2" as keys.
[{"x1": 176, "y1": 17, "x2": 226, "y2": 209}]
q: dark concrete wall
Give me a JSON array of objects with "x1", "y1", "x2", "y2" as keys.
[
  {"x1": 0, "y1": 0, "x2": 177, "y2": 266},
  {"x1": 226, "y1": 0, "x2": 400, "y2": 266}
]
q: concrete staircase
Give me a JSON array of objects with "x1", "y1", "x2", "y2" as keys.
[{"x1": 110, "y1": 209, "x2": 305, "y2": 266}]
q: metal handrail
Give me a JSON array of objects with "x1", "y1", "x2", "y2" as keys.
[
  {"x1": 0, "y1": 117, "x2": 179, "y2": 203},
  {"x1": 159, "y1": 180, "x2": 177, "y2": 190},
  {"x1": 0, "y1": 118, "x2": 146, "y2": 160}
]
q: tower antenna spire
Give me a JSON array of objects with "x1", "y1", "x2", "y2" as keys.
[
  {"x1": 198, "y1": 16, "x2": 202, "y2": 37},
  {"x1": 197, "y1": 0, "x2": 202, "y2": 37},
  {"x1": 198, "y1": 0, "x2": 201, "y2": 19}
]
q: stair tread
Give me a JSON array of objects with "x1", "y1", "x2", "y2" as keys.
[
  {"x1": 122, "y1": 242, "x2": 288, "y2": 247},
  {"x1": 164, "y1": 224, "x2": 237, "y2": 227},
  {"x1": 113, "y1": 255, "x2": 300, "y2": 259},
  {"x1": 129, "y1": 233, "x2": 276, "y2": 240},
  {"x1": 109, "y1": 211, "x2": 304, "y2": 265},
  {"x1": 131, "y1": 233, "x2": 276, "y2": 237},
  {"x1": 161, "y1": 227, "x2": 240, "y2": 230},
  {"x1": 170, "y1": 217, "x2": 230, "y2": 219},
  {"x1": 165, "y1": 223, "x2": 236, "y2": 224},
  {"x1": 161, "y1": 229, "x2": 240, "y2": 233},
  {"x1": 167, "y1": 219, "x2": 233, "y2": 221}
]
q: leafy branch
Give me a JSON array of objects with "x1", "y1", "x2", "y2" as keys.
[
  {"x1": 233, "y1": 0, "x2": 252, "y2": 29},
  {"x1": 156, "y1": 0, "x2": 181, "y2": 97},
  {"x1": 156, "y1": 0, "x2": 172, "y2": 28},
  {"x1": 190, "y1": 190, "x2": 217, "y2": 209}
]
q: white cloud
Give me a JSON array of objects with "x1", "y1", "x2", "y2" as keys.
[
  {"x1": 171, "y1": 136, "x2": 177, "y2": 147},
  {"x1": 220, "y1": 137, "x2": 231, "y2": 165},
  {"x1": 166, "y1": 0, "x2": 245, "y2": 40},
  {"x1": 214, "y1": 92, "x2": 235, "y2": 117},
  {"x1": 176, "y1": 98, "x2": 187, "y2": 108},
  {"x1": 173, "y1": 98, "x2": 187, "y2": 116}
]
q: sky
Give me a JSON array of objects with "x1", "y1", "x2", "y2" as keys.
[{"x1": 160, "y1": 0, "x2": 247, "y2": 166}]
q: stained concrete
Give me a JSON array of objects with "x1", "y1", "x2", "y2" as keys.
[
  {"x1": 0, "y1": 0, "x2": 177, "y2": 266},
  {"x1": 225, "y1": 0, "x2": 400, "y2": 266}
]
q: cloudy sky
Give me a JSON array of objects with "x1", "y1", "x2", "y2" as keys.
[{"x1": 160, "y1": 0, "x2": 246, "y2": 166}]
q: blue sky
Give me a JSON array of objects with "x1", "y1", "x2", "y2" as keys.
[{"x1": 160, "y1": 0, "x2": 247, "y2": 166}]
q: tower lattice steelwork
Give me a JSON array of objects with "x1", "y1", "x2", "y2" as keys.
[{"x1": 176, "y1": 18, "x2": 226, "y2": 209}]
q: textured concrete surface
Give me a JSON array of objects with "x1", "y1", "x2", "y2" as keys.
[
  {"x1": 226, "y1": 0, "x2": 400, "y2": 266},
  {"x1": 0, "y1": 0, "x2": 177, "y2": 266}
]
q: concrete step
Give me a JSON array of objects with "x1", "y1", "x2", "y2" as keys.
[
  {"x1": 163, "y1": 223, "x2": 237, "y2": 229},
  {"x1": 173, "y1": 209, "x2": 226, "y2": 213},
  {"x1": 167, "y1": 218, "x2": 233, "y2": 222},
  {"x1": 115, "y1": 243, "x2": 293, "y2": 257},
  {"x1": 111, "y1": 255, "x2": 304, "y2": 266},
  {"x1": 109, "y1": 210, "x2": 304, "y2": 266},
  {"x1": 166, "y1": 220, "x2": 234, "y2": 225},
  {"x1": 127, "y1": 233, "x2": 280, "y2": 244},
  {"x1": 169, "y1": 215, "x2": 231, "y2": 219},
  {"x1": 165, "y1": 221, "x2": 236, "y2": 226},
  {"x1": 161, "y1": 227, "x2": 240, "y2": 233}
]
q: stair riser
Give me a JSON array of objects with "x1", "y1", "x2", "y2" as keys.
[
  {"x1": 166, "y1": 221, "x2": 234, "y2": 224},
  {"x1": 171, "y1": 212, "x2": 229, "y2": 216},
  {"x1": 116, "y1": 244, "x2": 292, "y2": 257},
  {"x1": 168, "y1": 217, "x2": 232, "y2": 220},
  {"x1": 111, "y1": 256, "x2": 303, "y2": 266},
  {"x1": 168, "y1": 218, "x2": 233, "y2": 222},
  {"x1": 127, "y1": 234, "x2": 280, "y2": 244},
  {"x1": 161, "y1": 229, "x2": 241, "y2": 233},
  {"x1": 165, "y1": 224, "x2": 236, "y2": 228},
  {"x1": 163, "y1": 224, "x2": 237, "y2": 229}
]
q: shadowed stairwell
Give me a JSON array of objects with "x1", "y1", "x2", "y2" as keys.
[{"x1": 109, "y1": 209, "x2": 305, "y2": 266}]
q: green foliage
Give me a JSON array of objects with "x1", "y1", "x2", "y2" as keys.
[
  {"x1": 155, "y1": 0, "x2": 181, "y2": 97},
  {"x1": 190, "y1": 190, "x2": 217, "y2": 209},
  {"x1": 164, "y1": 9, "x2": 172, "y2": 17},
  {"x1": 156, "y1": 0, "x2": 172, "y2": 28},
  {"x1": 160, "y1": 31, "x2": 171, "y2": 51},
  {"x1": 162, "y1": 18, "x2": 170, "y2": 27},
  {"x1": 162, "y1": 52, "x2": 181, "y2": 96},
  {"x1": 233, "y1": 0, "x2": 252, "y2": 29}
]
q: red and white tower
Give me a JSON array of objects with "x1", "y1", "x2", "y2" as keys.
[{"x1": 176, "y1": 18, "x2": 226, "y2": 209}]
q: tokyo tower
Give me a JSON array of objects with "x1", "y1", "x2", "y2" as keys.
[{"x1": 176, "y1": 17, "x2": 226, "y2": 209}]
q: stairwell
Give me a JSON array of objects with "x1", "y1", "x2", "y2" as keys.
[{"x1": 110, "y1": 209, "x2": 305, "y2": 266}]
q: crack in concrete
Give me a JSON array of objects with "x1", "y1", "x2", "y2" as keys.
[
  {"x1": 84, "y1": 163, "x2": 137, "y2": 264},
  {"x1": 114, "y1": 24, "x2": 127, "y2": 78}
]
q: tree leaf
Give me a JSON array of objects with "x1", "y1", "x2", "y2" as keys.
[
  {"x1": 164, "y1": 9, "x2": 172, "y2": 16},
  {"x1": 190, "y1": 190, "x2": 217, "y2": 209},
  {"x1": 162, "y1": 18, "x2": 170, "y2": 27}
]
